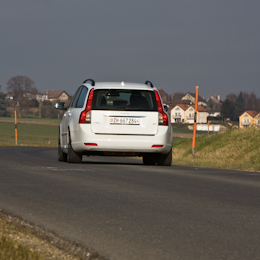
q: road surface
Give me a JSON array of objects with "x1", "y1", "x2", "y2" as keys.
[{"x1": 0, "y1": 147, "x2": 260, "y2": 260}]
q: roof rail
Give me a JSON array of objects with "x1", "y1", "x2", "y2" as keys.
[
  {"x1": 145, "y1": 80, "x2": 154, "y2": 88},
  {"x1": 83, "y1": 79, "x2": 95, "y2": 86}
]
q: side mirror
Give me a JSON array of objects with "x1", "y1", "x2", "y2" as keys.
[
  {"x1": 55, "y1": 102, "x2": 67, "y2": 110},
  {"x1": 163, "y1": 104, "x2": 168, "y2": 112}
]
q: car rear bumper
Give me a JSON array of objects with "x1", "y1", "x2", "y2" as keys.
[{"x1": 71, "y1": 124, "x2": 172, "y2": 154}]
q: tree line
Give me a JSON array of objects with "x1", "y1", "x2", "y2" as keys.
[
  {"x1": 1, "y1": 75, "x2": 260, "y2": 121},
  {"x1": 0, "y1": 75, "x2": 69, "y2": 119},
  {"x1": 221, "y1": 91, "x2": 260, "y2": 121}
]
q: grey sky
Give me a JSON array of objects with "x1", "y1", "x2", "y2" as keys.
[{"x1": 1, "y1": 1, "x2": 260, "y2": 100}]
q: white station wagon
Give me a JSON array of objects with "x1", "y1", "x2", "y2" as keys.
[{"x1": 55, "y1": 79, "x2": 172, "y2": 166}]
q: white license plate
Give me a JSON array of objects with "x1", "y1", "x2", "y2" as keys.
[{"x1": 110, "y1": 117, "x2": 140, "y2": 125}]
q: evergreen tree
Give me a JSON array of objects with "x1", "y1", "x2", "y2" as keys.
[
  {"x1": 221, "y1": 98, "x2": 235, "y2": 120},
  {"x1": 0, "y1": 85, "x2": 8, "y2": 117},
  {"x1": 234, "y1": 92, "x2": 246, "y2": 120}
]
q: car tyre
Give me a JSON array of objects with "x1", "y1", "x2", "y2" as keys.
[
  {"x1": 58, "y1": 139, "x2": 67, "y2": 162},
  {"x1": 67, "y1": 133, "x2": 82, "y2": 163},
  {"x1": 143, "y1": 154, "x2": 157, "y2": 165},
  {"x1": 157, "y1": 148, "x2": 172, "y2": 166}
]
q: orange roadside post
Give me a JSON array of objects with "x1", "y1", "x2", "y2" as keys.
[
  {"x1": 14, "y1": 111, "x2": 17, "y2": 145},
  {"x1": 192, "y1": 86, "x2": 199, "y2": 160}
]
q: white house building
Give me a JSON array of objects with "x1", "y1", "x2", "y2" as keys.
[
  {"x1": 182, "y1": 93, "x2": 207, "y2": 107},
  {"x1": 171, "y1": 104, "x2": 208, "y2": 124}
]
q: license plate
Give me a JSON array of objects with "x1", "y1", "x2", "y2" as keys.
[{"x1": 110, "y1": 117, "x2": 140, "y2": 125}]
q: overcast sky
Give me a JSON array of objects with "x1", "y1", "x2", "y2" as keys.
[{"x1": 1, "y1": 1, "x2": 260, "y2": 100}]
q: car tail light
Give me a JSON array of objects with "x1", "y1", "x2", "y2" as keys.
[
  {"x1": 152, "y1": 145, "x2": 164, "y2": 148},
  {"x1": 154, "y1": 90, "x2": 168, "y2": 126},
  {"x1": 84, "y1": 143, "x2": 98, "y2": 146},
  {"x1": 79, "y1": 88, "x2": 94, "y2": 123}
]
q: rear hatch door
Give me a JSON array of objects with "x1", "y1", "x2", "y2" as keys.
[
  {"x1": 91, "y1": 111, "x2": 158, "y2": 135},
  {"x1": 91, "y1": 88, "x2": 159, "y2": 135}
]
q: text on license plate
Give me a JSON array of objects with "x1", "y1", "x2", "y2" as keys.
[{"x1": 110, "y1": 117, "x2": 140, "y2": 125}]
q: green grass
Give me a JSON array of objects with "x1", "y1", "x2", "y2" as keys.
[
  {"x1": 172, "y1": 127, "x2": 260, "y2": 172},
  {"x1": 0, "y1": 122, "x2": 58, "y2": 147},
  {"x1": 0, "y1": 236, "x2": 43, "y2": 260},
  {"x1": 172, "y1": 124, "x2": 212, "y2": 136},
  {"x1": 172, "y1": 136, "x2": 185, "y2": 144},
  {"x1": 1, "y1": 116, "x2": 60, "y2": 124},
  {"x1": 172, "y1": 127, "x2": 193, "y2": 134}
]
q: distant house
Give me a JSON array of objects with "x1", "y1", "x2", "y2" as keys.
[
  {"x1": 208, "y1": 111, "x2": 221, "y2": 118},
  {"x1": 206, "y1": 94, "x2": 222, "y2": 111},
  {"x1": 207, "y1": 111, "x2": 222, "y2": 123},
  {"x1": 171, "y1": 104, "x2": 208, "y2": 124},
  {"x1": 36, "y1": 93, "x2": 48, "y2": 102},
  {"x1": 171, "y1": 104, "x2": 188, "y2": 123},
  {"x1": 239, "y1": 111, "x2": 260, "y2": 129},
  {"x1": 5, "y1": 92, "x2": 15, "y2": 100},
  {"x1": 44, "y1": 90, "x2": 69, "y2": 102},
  {"x1": 182, "y1": 93, "x2": 207, "y2": 107},
  {"x1": 6, "y1": 91, "x2": 48, "y2": 102},
  {"x1": 186, "y1": 105, "x2": 208, "y2": 124}
]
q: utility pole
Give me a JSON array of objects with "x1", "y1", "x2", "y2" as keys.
[
  {"x1": 14, "y1": 110, "x2": 18, "y2": 145},
  {"x1": 192, "y1": 86, "x2": 199, "y2": 161}
]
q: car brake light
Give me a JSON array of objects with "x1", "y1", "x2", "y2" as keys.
[
  {"x1": 154, "y1": 90, "x2": 168, "y2": 126},
  {"x1": 79, "y1": 88, "x2": 94, "y2": 124}
]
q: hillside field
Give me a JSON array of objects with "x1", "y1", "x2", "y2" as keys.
[
  {"x1": 172, "y1": 127, "x2": 260, "y2": 172},
  {"x1": 0, "y1": 120, "x2": 58, "y2": 147}
]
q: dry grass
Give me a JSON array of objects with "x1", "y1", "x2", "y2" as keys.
[
  {"x1": 0, "y1": 236, "x2": 44, "y2": 260},
  {"x1": 0, "y1": 215, "x2": 81, "y2": 260},
  {"x1": 172, "y1": 127, "x2": 260, "y2": 172},
  {"x1": 0, "y1": 217, "x2": 44, "y2": 260}
]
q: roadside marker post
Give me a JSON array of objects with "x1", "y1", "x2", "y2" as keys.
[
  {"x1": 14, "y1": 111, "x2": 17, "y2": 145},
  {"x1": 192, "y1": 86, "x2": 199, "y2": 161}
]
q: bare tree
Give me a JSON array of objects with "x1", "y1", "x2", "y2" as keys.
[
  {"x1": 0, "y1": 85, "x2": 8, "y2": 117},
  {"x1": 257, "y1": 98, "x2": 260, "y2": 112},
  {"x1": 226, "y1": 93, "x2": 237, "y2": 103},
  {"x1": 248, "y1": 91, "x2": 258, "y2": 111},
  {"x1": 226, "y1": 91, "x2": 260, "y2": 115},
  {"x1": 6, "y1": 75, "x2": 36, "y2": 117},
  {"x1": 7, "y1": 75, "x2": 35, "y2": 97},
  {"x1": 238, "y1": 91, "x2": 259, "y2": 111}
]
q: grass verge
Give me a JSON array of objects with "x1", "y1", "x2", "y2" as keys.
[
  {"x1": 0, "y1": 216, "x2": 44, "y2": 260},
  {"x1": 0, "y1": 212, "x2": 101, "y2": 260},
  {"x1": 0, "y1": 236, "x2": 43, "y2": 260},
  {"x1": 172, "y1": 127, "x2": 260, "y2": 172}
]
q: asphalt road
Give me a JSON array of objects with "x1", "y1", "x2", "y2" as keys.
[{"x1": 0, "y1": 147, "x2": 260, "y2": 260}]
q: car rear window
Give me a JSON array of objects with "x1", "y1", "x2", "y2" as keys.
[{"x1": 92, "y1": 89, "x2": 158, "y2": 111}]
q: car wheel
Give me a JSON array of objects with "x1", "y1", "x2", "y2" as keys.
[
  {"x1": 157, "y1": 148, "x2": 172, "y2": 166},
  {"x1": 58, "y1": 138, "x2": 67, "y2": 162},
  {"x1": 67, "y1": 133, "x2": 82, "y2": 163},
  {"x1": 143, "y1": 154, "x2": 157, "y2": 165}
]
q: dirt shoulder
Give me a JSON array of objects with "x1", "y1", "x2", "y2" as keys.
[{"x1": 0, "y1": 211, "x2": 107, "y2": 260}]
